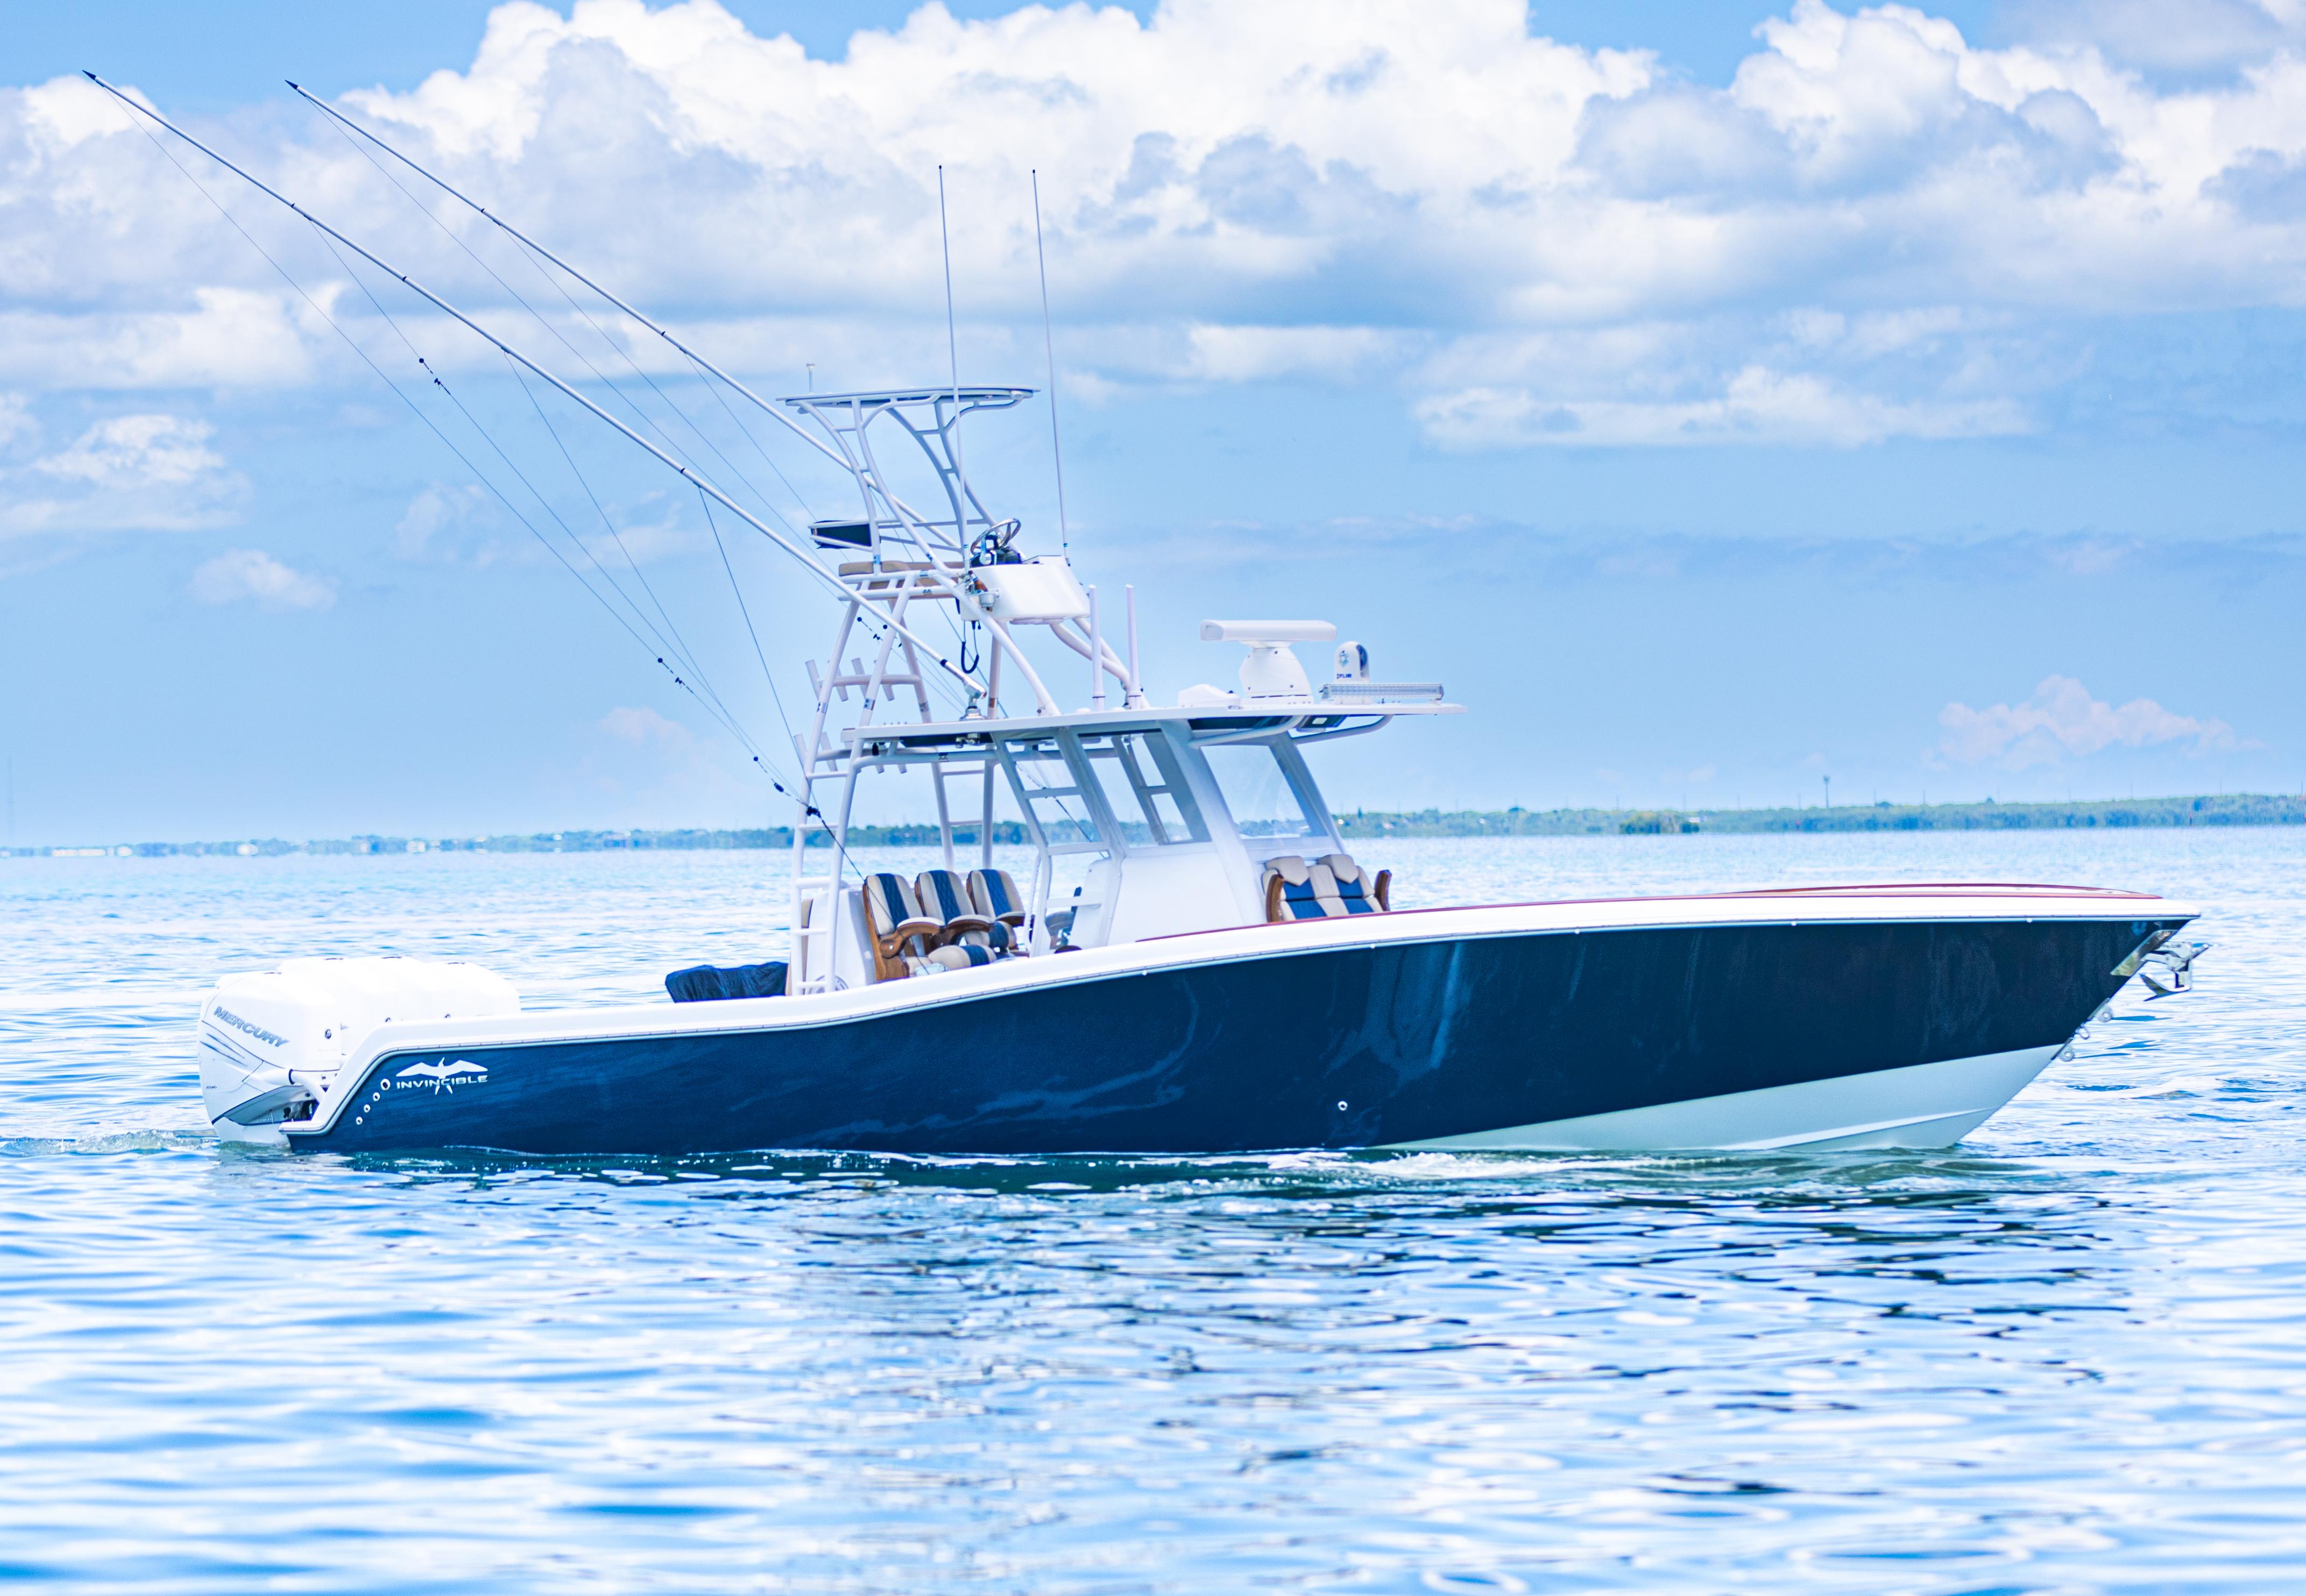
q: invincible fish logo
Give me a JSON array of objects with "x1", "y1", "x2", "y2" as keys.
[{"x1": 393, "y1": 1058, "x2": 490, "y2": 1093}]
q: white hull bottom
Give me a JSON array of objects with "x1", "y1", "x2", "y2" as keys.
[{"x1": 1384, "y1": 1045, "x2": 2062, "y2": 1153}]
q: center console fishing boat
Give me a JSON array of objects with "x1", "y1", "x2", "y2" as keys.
[
  {"x1": 195, "y1": 381, "x2": 2198, "y2": 1157},
  {"x1": 110, "y1": 78, "x2": 2202, "y2": 1158}
]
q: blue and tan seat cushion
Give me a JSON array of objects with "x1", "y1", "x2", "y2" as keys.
[
  {"x1": 862, "y1": 873, "x2": 943, "y2": 980},
  {"x1": 967, "y1": 868, "x2": 1026, "y2": 927},
  {"x1": 924, "y1": 943, "x2": 996, "y2": 970},
  {"x1": 864, "y1": 873, "x2": 939, "y2": 946},
  {"x1": 901, "y1": 944, "x2": 997, "y2": 976},
  {"x1": 915, "y1": 869, "x2": 1002, "y2": 948},
  {"x1": 665, "y1": 960, "x2": 788, "y2": 1002},
  {"x1": 1261, "y1": 855, "x2": 1331, "y2": 922},
  {"x1": 963, "y1": 867, "x2": 1025, "y2": 952},
  {"x1": 1314, "y1": 854, "x2": 1391, "y2": 914},
  {"x1": 1264, "y1": 853, "x2": 1393, "y2": 921}
]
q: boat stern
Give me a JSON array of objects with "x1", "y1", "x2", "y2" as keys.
[{"x1": 197, "y1": 957, "x2": 519, "y2": 1143}]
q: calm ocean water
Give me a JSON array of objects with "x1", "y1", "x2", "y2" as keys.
[{"x1": 1, "y1": 829, "x2": 2300, "y2": 1592}]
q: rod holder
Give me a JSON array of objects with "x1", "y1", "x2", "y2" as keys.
[
  {"x1": 1087, "y1": 585, "x2": 1106, "y2": 710},
  {"x1": 1126, "y1": 584, "x2": 1145, "y2": 707}
]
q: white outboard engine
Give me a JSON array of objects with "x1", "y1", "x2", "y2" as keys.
[{"x1": 197, "y1": 956, "x2": 520, "y2": 1141}]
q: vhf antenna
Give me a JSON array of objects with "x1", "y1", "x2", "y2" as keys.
[
  {"x1": 938, "y1": 164, "x2": 986, "y2": 715},
  {"x1": 937, "y1": 165, "x2": 963, "y2": 478},
  {"x1": 1032, "y1": 169, "x2": 1070, "y2": 559}
]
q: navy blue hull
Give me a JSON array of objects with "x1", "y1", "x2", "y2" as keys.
[{"x1": 293, "y1": 916, "x2": 2183, "y2": 1157}]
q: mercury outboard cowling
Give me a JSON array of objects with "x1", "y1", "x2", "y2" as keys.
[{"x1": 197, "y1": 956, "x2": 519, "y2": 1142}]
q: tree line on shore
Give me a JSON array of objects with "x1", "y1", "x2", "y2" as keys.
[
  {"x1": 1335, "y1": 792, "x2": 2304, "y2": 838},
  {"x1": 9, "y1": 792, "x2": 2301, "y2": 859}
]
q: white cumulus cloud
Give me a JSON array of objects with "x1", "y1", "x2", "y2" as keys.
[
  {"x1": 1935, "y1": 674, "x2": 2242, "y2": 769},
  {"x1": 188, "y1": 548, "x2": 338, "y2": 611},
  {"x1": 394, "y1": 483, "x2": 504, "y2": 562},
  {"x1": 7, "y1": 0, "x2": 2306, "y2": 447},
  {"x1": 599, "y1": 704, "x2": 692, "y2": 749},
  {"x1": 2007, "y1": 0, "x2": 2306, "y2": 75},
  {"x1": 581, "y1": 702, "x2": 751, "y2": 819},
  {"x1": 1418, "y1": 366, "x2": 2029, "y2": 448},
  {"x1": 1, "y1": 410, "x2": 246, "y2": 537},
  {"x1": 37, "y1": 413, "x2": 224, "y2": 488}
]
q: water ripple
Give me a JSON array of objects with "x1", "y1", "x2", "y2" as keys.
[{"x1": 1, "y1": 833, "x2": 2301, "y2": 1591}]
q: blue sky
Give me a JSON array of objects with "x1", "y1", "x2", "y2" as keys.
[{"x1": 3, "y1": 0, "x2": 2303, "y2": 845}]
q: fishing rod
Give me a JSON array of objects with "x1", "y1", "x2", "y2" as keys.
[
  {"x1": 288, "y1": 82, "x2": 1010, "y2": 597},
  {"x1": 86, "y1": 70, "x2": 986, "y2": 700},
  {"x1": 288, "y1": 83, "x2": 843, "y2": 478}
]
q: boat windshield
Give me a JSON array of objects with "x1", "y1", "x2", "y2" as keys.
[
  {"x1": 1202, "y1": 742, "x2": 1325, "y2": 840},
  {"x1": 1003, "y1": 743, "x2": 1101, "y2": 847},
  {"x1": 1079, "y1": 732, "x2": 1208, "y2": 847}
]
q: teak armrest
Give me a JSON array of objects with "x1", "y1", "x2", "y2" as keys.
[
  {"x1": 933, "y1": 914, "x2": 998, "y2": 947},
  {"x1": 876, "y1": 914, "x2": 941, "y2": 952},
  {"x1": 871, "y1": 916, "x2": 943, "y2": 981}
]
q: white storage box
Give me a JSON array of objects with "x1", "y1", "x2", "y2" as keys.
[{"x1": 974, "y1": 557, "x2": 1090, "y2": 621}]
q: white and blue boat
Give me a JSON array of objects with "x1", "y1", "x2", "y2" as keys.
[
  {"x1": 116, "y1": 80, "x2": 2199, "y2": 1158},
  {"x1": 194, "y1": 380, "x2": 2200, "y2": 1157}
]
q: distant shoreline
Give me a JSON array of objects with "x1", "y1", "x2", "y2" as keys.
[
  {"x1": 7, "y1": 792, "x2": 2301, "y2": 859},
  {"x1": 1338, "y1": 792, "x2": 2306, "y2": 838}
]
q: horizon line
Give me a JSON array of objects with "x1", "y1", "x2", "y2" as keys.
[{"x1": 8, "y1": 790, "x2": 2304, "y2": 857}]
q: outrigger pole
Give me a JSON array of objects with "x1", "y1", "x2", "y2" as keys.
[
  {"x1": 293, "y1": 85, "x2": 1008, "y2": 569},
  {"x1": 282, "y1": 81, "x2": 855, "y2": 478},
  {"x1": 85, "y1": 71, "x2": 986, "y2": 699}
]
